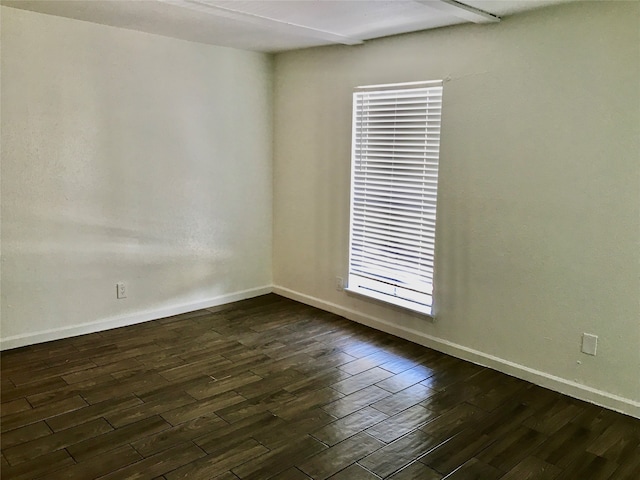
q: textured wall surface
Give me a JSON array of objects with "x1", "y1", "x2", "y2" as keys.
[
  {"x1": 1, "y1": 7, "x2": 273, "y2": 345},
  {"x1": 273, "y1": 2, "x2": 640, "y2": 413}
]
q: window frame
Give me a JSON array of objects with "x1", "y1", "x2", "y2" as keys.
[{"x1": 346, "y1": 80, "x2": 443, "y2": 317}]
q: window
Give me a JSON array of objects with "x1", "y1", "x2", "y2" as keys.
[{"x1": 347, "y1": 81, "x2": 443, "y2": 316}]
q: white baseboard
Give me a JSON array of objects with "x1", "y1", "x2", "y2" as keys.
[
  {"x1": 0, "y1": 285, "x2": 273, "y2": 351},
  {"x1": 3, "y1": 283, "x2": 638, "y2": 419},
  {"x1": 273, "y1": 285, "x2": 640, "y2": 419}
]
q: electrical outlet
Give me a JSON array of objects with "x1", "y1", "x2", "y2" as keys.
[
  {"x1": 335, "y1": 276, "x2": 344, "y2": 291},
  {"x1": 581, "y1": 333, "x2": 597, "y2": 356},
  {"x1": 116, "y1": 282, "x2": 127, "y2": 299}
]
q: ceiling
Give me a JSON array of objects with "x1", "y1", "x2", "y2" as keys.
[{"x1": 2, "y1": 0, "x2": 578, "y2": 53}]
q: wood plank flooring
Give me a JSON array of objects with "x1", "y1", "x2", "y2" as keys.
[{"x1": 1, "y1": 294, "x2": 639, "y2": 479}]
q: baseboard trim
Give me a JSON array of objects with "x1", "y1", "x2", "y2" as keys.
[
  {"x1": 273, "y1": 285, "x2": 640, "y2": 419},
  {"x1": 0, "y1": 285, "x2": 273, "y2": 351}
]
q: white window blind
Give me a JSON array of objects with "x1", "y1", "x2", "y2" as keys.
[{"x1": 347, "y1": 82, "x2": 443, "y2": 315}]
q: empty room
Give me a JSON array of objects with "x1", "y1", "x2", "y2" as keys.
[{"x1": 1, "y1": 0, "x2": 639, "y2": 479}]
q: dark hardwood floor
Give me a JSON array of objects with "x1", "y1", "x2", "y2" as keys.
[{"x1": 1, "y1": 294, "x2": 639, "y2": 479}]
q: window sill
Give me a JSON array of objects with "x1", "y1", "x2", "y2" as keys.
[{"x1": 345, "y1": 285, "x2": 433, "y2": 318}]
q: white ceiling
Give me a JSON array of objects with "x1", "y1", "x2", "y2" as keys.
[{"x1": 2, "y1": 0, "x2": 578, "y2": 53}]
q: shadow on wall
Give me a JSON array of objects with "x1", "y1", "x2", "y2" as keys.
[{"x1": 0, "y1": 205, "x2": 237, "y2": 340}]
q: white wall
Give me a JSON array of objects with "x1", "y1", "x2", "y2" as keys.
[
  {"x1": 1, "y1": 7, "x2": 273, "y2": 348},
  {"x1": 273, "y1": 2, "x2": 640, "y2": 417},
  {"x1": 2, "y1": 2, "x2": 638, "y2": 419}
]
